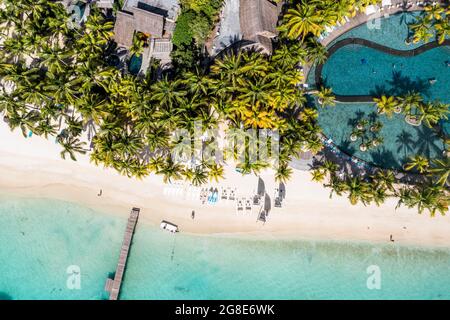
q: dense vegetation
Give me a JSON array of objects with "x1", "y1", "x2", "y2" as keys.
[
  {"x1": 0, "y1": 0, "x2": 448, "y2": 215},
  {"x1": 0, "y1": 0, "x2": 320, "y2": 184},
  {"x1": 171, "y1": 0, "x2": 223, "y2": 70}
]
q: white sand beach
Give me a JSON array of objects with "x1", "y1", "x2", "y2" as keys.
[{"x1": 0, "y1": 123, "x2": 449, "y2": 248}]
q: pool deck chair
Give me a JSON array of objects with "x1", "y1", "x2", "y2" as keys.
[{"x1": 236, "y1": 199, "x2": 244, "y2": 213}]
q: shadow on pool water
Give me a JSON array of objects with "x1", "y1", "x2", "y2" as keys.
[{"x1": 318, "y1": 104, "x2": 446, "y2": 170}]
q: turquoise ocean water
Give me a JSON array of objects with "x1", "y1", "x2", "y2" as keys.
[{"x1": 0, "y1": 196, "x2": 449, "y2": 300}]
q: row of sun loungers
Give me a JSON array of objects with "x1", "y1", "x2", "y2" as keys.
[
  {"x1": 200, "y1": 186, "x2": 237, "y2": 204},
  {"x1": 220, "y1": 187, "x2": 236, "y2": 201},
  {"x1": 236, "y1": 197, "x2": 253, "y2": 214}
]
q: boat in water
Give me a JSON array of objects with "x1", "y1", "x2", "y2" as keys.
[{"x1": 160, "y1": 220, "x2": 179, "y2": 233}]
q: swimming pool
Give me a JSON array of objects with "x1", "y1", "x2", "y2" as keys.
[
  {"x1": 320, "y1": 43, "x2": 450, "y2": 102},
  {"x1": 318, "y1": 104, "x2": 445, "y2": 170},
  {"x1": 315, "y1": 12, "x2": 449, "y2": 170},
  {"x1": 128, "y1": 55, "x2": 143, "y2": 75}
]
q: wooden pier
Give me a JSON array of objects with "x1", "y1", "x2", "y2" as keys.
[{"x1": 105, "y1": 207, "x2": 140, "y2": 300}]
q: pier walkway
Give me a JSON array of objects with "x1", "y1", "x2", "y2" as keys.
[{"x1": 105, "y1": 207, "x2": 140, "y2": 300}]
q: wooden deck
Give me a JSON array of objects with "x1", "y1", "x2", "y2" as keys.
[{"x1": 105, "y1": 207, "x2": 140, "y2": 300}]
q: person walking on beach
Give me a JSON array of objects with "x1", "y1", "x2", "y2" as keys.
[{"x1": 191, "y1": 210, "x2": 195, "y2": 220}]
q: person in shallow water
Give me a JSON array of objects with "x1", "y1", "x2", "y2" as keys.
[{"x1": 361, "y1": 58, "x2": 368, "y2": 64}]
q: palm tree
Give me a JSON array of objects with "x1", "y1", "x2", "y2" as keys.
[
  {"x1": 157, "y1": 157, "x2": 183, "y2": 183},
  {"x1": 311, "y1": 168, "x2": 326, "y2": 182},
  {"x1": 373, "y1": 95, "x2": 398, "y2": 118},
  {"x1": 148, "y1": 155, "x2": 165, "y2": 173},
  {"x1": 243, "y1": 107, "x2": 276, "y2": 129},
  {"x1": 129, "y1": 159, "x2": 150, "y2": 180},
  {"x1": 397, "y1": 185, "x2": 448, "y2": 216},
  {"x1": 129, "y1": 32, "x2": 146, "y2": 58},
  {"x1": 191, "y1": 166, "x2": 208, "y2": 186},
  {"x1": 305, "y1": 38, "x2": 328, "y2": 65},
  {"x1": 398, "y1": 91, "x2": 422, "y2": 115},
  {"x1": 35, "y1": 117, "x2": 58, "y2": 139},
  {"x1": 435, "y1": 19, "x2": 450, "y2": 44},
  {"x1": 325, "y1": 175, "x2": 346, "y2": 199},
  {"x1": 39, "y1": 44, "x2": 72, "y2": 74},
  {"x1": 371, "y1": 170, "x2": 396, "y2": 193},
  {"x1": 183, "y1": 67, "x2": 211, "y2": 95},
  {"x1": 404, "y1": 155, "x2": 430, "y2": 173},
  {"x1": 272, "y1": 43, "x2": 306, "y2": 69},
  {"x1": 275, "y1": 162, "x2": 293, "y2": 183},
  {"x1": 58, "y1": 136, "x2": 87, "y2": 161},
  {"x1": 238, "y1": 78, "x2": 271, "y2": 109},
  {"x1": 424, "y1": 4, "x2": 444, "y2": 21},
  {"x1": 371, "y1": 185, "x2": 388, "y2": 206},
  {"x1": 241, "y1": 52, "x2": 270, "y2": 78},
  {"x1": 343, "y1": 177, "x2": 373, "y2": 206},
  {"x1": 145, "y1": 124, "x2": 170, "y2": 152},
  {"x1": 210, "y1": 52, "x2": 244, "y2": 88},
  {"x1": 207, "y1": 163, "x2": 224, "y2": 183},
  {"x1": 410, "y1": 17, "x2": 434, "y2": 44},
  {"x1": 428, "y1": 158, "x2": 450, "y2": 186},
  {"x1": 417, "y1": 102, "x2": 449, "y2": 128},
  {"x1": 320, "y1": 159, "x2": 339, "y2": 178},
  {"x1": 280, "y1": 1, "x2": 324, "y2": 40},
  {"x1": 315, "y1": 86, "x2": 335, "y2": 107},
  {"x1": 151, "y1": 77, "x2": 185, "y2": 109}
]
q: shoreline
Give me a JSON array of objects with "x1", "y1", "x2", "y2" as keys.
[
  {"x1": 2, "y1": 187, "x2": 450, "y2": 252},
  {"x1": 0, "y1": 124, "x2": 450, "y2": 249}
]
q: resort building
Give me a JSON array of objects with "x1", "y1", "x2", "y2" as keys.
[
  {"x1": 210, "y1": 0, "x2": 282, "y2": 56},
  {"x1": 113, "y1": 0, "x2": 180, "y2": 66},
  {"x1": 239, "y1": 0, "x2": 282, "y2": 55}
]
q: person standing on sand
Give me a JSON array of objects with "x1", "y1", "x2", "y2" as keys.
[{"x1": 191, "y1": 210, "x2": 195, "y2": 220}]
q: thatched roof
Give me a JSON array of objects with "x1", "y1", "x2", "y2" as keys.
[
  {"x1": 239, "y1": 0, "x2": 280, "y2": 40},
  {"x1": 114, "y1": 11, "x2": 136, "y2": 48},
  {"x1": 130, "y1": 7, "x2": 164, "y2": 38},
  {"x1": 113, "y1": 6, "x2": 165, "y2": 47},
  {"x1": 96, "y1": 0, "x2": 114, "y2": 8}
]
